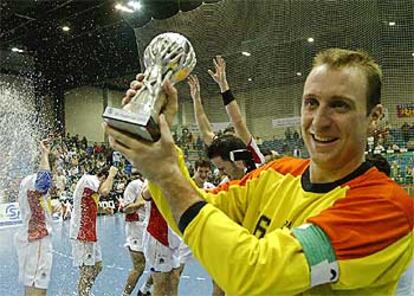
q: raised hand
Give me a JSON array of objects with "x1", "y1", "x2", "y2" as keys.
[
  {"x1": 109, "y1": 166, "x2": 118, "y2": 178},
  {"x1": 40, "y1": 139, "x2": 51, "y2": 155},
  {"x1": 207, "y1": 55, "x2": 229, "y2": 92},
  {"x1": 187, "y1": 74, "x2": 201, "y2": 102}
]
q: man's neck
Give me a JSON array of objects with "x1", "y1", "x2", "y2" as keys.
[{"x1": 309, "y1": 158, "x2": 364, "y2": 184}]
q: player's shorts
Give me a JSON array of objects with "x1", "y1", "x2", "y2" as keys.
[
  {"x1": 143, "y1": 232, "x2": 180, "y2": 273},
  {"x1": 125, "y1": 222, "x2": 145, "y2": 252},
  {"x1": 178, "y1": 241, "x2": 193, "y2": 265},
  {"x1": 15, "y1": 234, "x2": 53, "y2": 290},
  {"x1": 71, "y1": 240, "x2": 102, "y2": 267}
]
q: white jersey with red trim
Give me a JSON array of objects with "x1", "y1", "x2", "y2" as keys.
[
  {"x1": 16, "y1": 174, "x2": 53, "y2": 242},
  {"x1": 69, "y1": 174, "x2": 100, "y2": 242},
  {"x1": 247, "y1": 137, "x2": 265, "y2": 166},
  {"x1": 123, "y1": 179, "x2": 148, "y2": 252},
  {"x1": 123, "y1": 179, "x2": 146, "y2": 223},
  {"x1": 145, "y1": 199, "x2": 181, "y2": 249}
]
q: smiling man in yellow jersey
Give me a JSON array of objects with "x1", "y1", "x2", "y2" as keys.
[{"x1": 105, "y1": 48, "x2": 414, "y2": 295}]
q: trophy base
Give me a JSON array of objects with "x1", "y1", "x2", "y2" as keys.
[{"x1": 102, "y1": 107, "x2": 161, "y2": 142}]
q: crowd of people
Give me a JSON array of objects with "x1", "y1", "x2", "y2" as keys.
[{"x1": 14, "y1": 49, "x2": 413, "y2": 296}]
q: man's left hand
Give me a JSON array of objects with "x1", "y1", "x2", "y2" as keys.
[{"x1": 104, "y1": 113, "x2": 179, "y2": 185}]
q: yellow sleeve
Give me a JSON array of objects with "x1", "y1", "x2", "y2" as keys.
[
  {"x1": 147, "y1": 147, "x2": 252, "y2": 234},
  {"x1": 184, "y1": 204, "x2": 310, "y2": 295}
]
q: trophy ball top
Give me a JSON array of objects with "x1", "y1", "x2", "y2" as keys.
[{"x1": 143, "y1": 32, "x2": 196, "y2": 83}]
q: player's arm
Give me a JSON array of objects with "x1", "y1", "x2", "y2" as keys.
[
  {"x1": 38, "y1": 139, "x2": 51, "y2": 171},
  {"x1": 35, "y1": 139, "x2": 53, "y2": 194},
  {"x1": 208, "y1": 56, "x2": 252, "y2": 144},
  {"x1": 187, "y1": 74, "x2": 215, "y2": 146},
  {"x1": 99, "y1": 166, "x2": 118, "y2": 197},
  {"x1": 123, "y1": 195, "x2": 145, "y2": 213}
]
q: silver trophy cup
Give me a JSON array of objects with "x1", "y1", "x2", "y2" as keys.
[{"x1": 103, "y1": 32, "x2": 196, "y2": 141}]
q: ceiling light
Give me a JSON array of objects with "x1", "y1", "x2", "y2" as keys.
[
  {"x1": 388, "y1": 21, "x2": 396, "y2": 26},
  {"x1": 62, "y1": 26, "x2": 70, "y2": 32},
  {"x1": 241, "y1": 51, "x2": 251, "y2": 57},
  {"x1": 127, "y1": 1, "x2": 142, "y2": 11},
  {"x1": 115, "y1": 3, "x2": 134, "y2": 13},
  {"x1": 307, "y1": 37, "x2": 314, "y2": 43},
  {"x1": 11, "y1": 47, "x2": 24, "y2": 53}
]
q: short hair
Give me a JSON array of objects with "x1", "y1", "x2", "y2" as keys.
[
  {"x1": 313, "y1": 48, "x2": 382, "y2": 115},
  {"x1": 223, "y1": 126, "x2": 235, "y2": 135},
  {"x1": 207, "y1": 135, "x2": 246, "y2": 161},
  {"x1": 366, "y1": 154, "x2": 390, "y2": 177},
  {"x1": 194, "y1": 159, "x2": 211, "y2": 171}
]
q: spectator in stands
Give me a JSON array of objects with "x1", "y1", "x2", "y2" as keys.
[
  {"x1": 112, "y1": 150, "x2": 122, "y2": 167},
  {"x1": 293, "y1": 129, "x2": 300, "y2": 142},
  {"x1": 401, "y1": 122, "x2": 410, "y2": 143},
  {"x1": 81, "y1": 136, "x2": 88, "y2": 149}
]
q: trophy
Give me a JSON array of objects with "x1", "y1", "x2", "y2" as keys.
[{"x1": 103, "y1": 32, "x2": 196, "y2": 142}]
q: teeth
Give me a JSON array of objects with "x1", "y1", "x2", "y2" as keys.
[{"x1": 313, "y1": 135, "x2": 335, "y2": 142}]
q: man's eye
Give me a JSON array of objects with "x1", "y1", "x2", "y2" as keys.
[
  {"x1": 304, "y1": 98, "x2": 318, "y2": 108},
  {"x1": 332, "y1": 101, "x2": 350, "y2": 110}
]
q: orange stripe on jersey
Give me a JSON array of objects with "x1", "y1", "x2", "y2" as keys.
[
  {"x1": 209, "y1": 157, "x2": 310, "y2": 195},
  {"x1": 267, "y1": 156, "x2": 310, "y2": 177},
  {"x1": 308, "y1": 167, "x2": 414, "y2": 260}
]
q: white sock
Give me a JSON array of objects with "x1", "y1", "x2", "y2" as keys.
[{"x1": 140, "y1": 280, "x2": 152, "y2": 293}]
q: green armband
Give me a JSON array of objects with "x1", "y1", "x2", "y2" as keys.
[{"x1": 292, "y1": 223, "x2": 339, "y2": 287}]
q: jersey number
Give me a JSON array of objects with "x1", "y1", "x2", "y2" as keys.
[{"x1": 253, "y1": 215, "x2": 271, "y2": 238}]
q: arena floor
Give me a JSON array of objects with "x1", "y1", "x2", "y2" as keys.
[{"x1": 0, "y1": 215, "x2": 213, "y2": 296}]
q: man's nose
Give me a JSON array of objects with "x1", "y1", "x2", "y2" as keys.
[{"x1": 312, "y1": 106, "x2": 332, "y2": 131}]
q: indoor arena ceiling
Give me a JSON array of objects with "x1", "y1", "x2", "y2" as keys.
[
  {"x1": 0, "y1": 0, "x2": 220, "y2": 90},
  {"x1": 0, "y1": 0, "x2": 413, "y2": 92}
]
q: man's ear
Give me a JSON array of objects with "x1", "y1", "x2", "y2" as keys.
[{"x1": 368, "y1": 104, "x2": 384, "y2": 133}]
